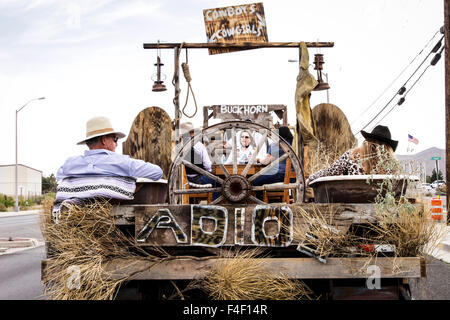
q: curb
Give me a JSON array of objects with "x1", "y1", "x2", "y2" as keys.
[
  {"x1": 0, "y1": 238, "x2": 44, "y2": 256},
  {"x1": 0, "y1": 209, "x2": 42, "y2": 218},
  {"x1": 0, "y1": 238, "x2": 38, "y2": 249}
]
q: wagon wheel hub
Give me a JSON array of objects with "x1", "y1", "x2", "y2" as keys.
[{"x1": 222, "y1": 175, "x2": 251, "y2": 203}]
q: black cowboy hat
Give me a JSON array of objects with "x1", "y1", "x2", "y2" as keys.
[{"x1": 361, "y1": 125, "x2": 398, "y2": 151}]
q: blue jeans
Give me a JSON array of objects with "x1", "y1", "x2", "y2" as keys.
[
  {"x1": 188, "y1": 175, "x2": 221, "y2": 201},
  {"x1": 252, "y1": 172, "x2": 285, "y2": 200}
]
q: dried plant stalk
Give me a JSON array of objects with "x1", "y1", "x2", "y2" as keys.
[
  {"x1": 292, "y1": 205, "x2": 373, "y2": 260},
  {"x1": 367, "y1": 205, "x2": 445, "y2": 258},
  {"x1": 193, "y1": 249, "x2": 315, "y2": 300},
  {"x1": 40, "y1": 199, "x2": 165, "y2": 300}
]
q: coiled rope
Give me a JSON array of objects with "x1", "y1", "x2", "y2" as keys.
[{"x1": 172, "y1": 44, "x2": 198, "y2": 122}]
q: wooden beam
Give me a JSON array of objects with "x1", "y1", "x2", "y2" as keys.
[
  {"x1": 143, "y1": 42, "x2": 334, "y2": 49},
  {"x1": 97, "y1": 257, "x2": 422, "y2": 280},
  {"x1": 444, "y1": 0, "x2": 450, "y2": 223}
]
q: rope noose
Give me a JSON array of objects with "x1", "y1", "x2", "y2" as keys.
[
  {"x1": 172, "y1": 43, "x2": 184, "y2": 130},
  {"x1": 181, "y1": 62, "x2": 198, "y2": 119}
]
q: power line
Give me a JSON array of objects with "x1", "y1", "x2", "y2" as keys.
[
  {"x1": 368, "y1": 45, "x2": 445, "y2": 129},
  {"x1": 354, "y1": 32, "x2": 444, "y2": 136},
  {"x1": 350, "y1": 29, "x2": 441, "y2": 127}
]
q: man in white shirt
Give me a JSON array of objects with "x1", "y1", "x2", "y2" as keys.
[{"x1": 180, "y1": 122, "x2": 214, "y2": 185}]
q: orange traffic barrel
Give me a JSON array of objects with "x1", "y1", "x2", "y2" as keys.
[{"x1": 430, "y1": 197, "x2": 443, "y2": 222}]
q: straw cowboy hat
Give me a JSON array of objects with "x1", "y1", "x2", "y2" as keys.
[
  {"x1": 179, "y1": 122, "x2": 194, "y2": 135},
  {"x1": 179, "y1": 122, "x2": 202, "y2": 136},
  {"x1": 77, "y1": 116, "x2": 126, "y2": 145},
  {"x1": 361, "y1": 125, "x2": 398, "y2": 151}
]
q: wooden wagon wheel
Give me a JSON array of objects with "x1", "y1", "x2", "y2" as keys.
[{"x1": 168, "y1": 121, "x2": 305, "y2": 205}]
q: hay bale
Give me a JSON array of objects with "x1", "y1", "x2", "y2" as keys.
[
  {"x1": 193, "y1": 249, "x2": 315, "y2": 300},
  {"x1": 40, "y1": 200, "x2": 164, "y2": 300}
]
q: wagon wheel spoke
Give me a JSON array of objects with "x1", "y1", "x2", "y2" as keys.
[
  {"x1": 251, "y1": 183, "x2": 299, "y2": 192},
  {"x1": 242, "y1": 130, "x2": 268, "y2": 178},
  {"x1": 210, "y1": 195, "x2": 225, "y2": 205},
  {"x1": 168, "y1": 121, "x2": 305, "y2": 205},
  {"x1": 174, "y1": 187, "x2": 222, "y2": 195},
  {"x1": 248, "y1": 153, "x2": 289, "y2": 182},
  {"x1": 247, "y1": 195, "x2": 266, "y2": 205},
  {"x1": 231, "y1": 127, "x2": 237, "y2": 174},
  {"x1": 181, "y1": 159, "x2": 224, "y2": 185},
  {"x1": 213, "y1": 153, "x2": 230, "y2": 178}
]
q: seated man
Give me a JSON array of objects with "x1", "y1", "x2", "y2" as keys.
[
  {"x1": 54, "y1": 116, "x2": 163, "y2": 216},
  {"x1": 180, "y1": 122, "x2": 214, "y2": 186},
  {"x1": 253, "y1": 126, "x2": 294, "y2": 200},
  {"x1": 180, "y1": 122, "x2": 221, "y2": 201}
]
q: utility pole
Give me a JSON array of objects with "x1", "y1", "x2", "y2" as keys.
[{"x1": 445, "y1": 0, "x2": 449, "y2": 224}]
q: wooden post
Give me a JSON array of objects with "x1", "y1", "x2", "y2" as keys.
[
  {"x1": 174, "y1": 47, "x2": 181, "y2": 146},
  {"x1": 174, "y1": 47, "x2": 182, "y2": 204},
  {"x1": 445, "y1": 0, "x2": 450, "y2": 224}
]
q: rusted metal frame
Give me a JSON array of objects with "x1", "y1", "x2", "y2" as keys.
[
  {"x1": 143, "y1": 42, "x2": 334, "y2": 49},
  {"x1": 242, "y1": 130, "x2": 268, "y2": 177},
  {"x1": 248, "y1": 153, "x2": 289, "y2": 182}
]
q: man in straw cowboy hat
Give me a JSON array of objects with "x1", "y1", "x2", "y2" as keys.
[
  {"x1": 53, "y1": 117, "x2": 162, "y2": 215},
  {"x1": 57, "y1": 116, "x2": 163, "y2": 180}
]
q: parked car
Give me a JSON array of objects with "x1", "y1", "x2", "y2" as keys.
[
  {"x1": 420, "y1": 183, "x2": 432, "y2": 191},
  {"x1": 431, "y1": 180, "x2": 446, "y2": 189}
]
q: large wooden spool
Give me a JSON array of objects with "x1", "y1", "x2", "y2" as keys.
[{"x1": 122, "y1": 107, "x2": 173, "y2": 179}]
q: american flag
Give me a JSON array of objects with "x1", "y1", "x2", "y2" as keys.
[{"x1": 408, "y1": 134, "x2": 419, "y2": 145}]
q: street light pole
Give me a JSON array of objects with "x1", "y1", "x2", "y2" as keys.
[{"x1": 14, "y1": 97, "x2": 45, "y2": 212}]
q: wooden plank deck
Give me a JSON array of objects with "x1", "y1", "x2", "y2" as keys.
[{"x1": 41, "y1": 257, "x2": 422, "y2": 281}]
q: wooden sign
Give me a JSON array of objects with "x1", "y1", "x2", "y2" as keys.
[
  {"x1": 135, "y1": 204, "x2": 294, "y2": 247},
  {"x1": 204, "y1": 105, "x2": 287, "y2": 127},
  {"x1": 203, "y1": 2, "x2": 268, "y2": 55}
]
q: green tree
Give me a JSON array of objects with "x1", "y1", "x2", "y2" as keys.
[
  {"x1": 42, "y1": 174, "x2": 57, "y2": 194},
  {"x1": 430, "y1": 168, "x2": 443, "y2": 182}
]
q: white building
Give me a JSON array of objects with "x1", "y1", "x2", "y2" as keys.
[{"x1": 0, "y1": 164, "x2": 42, "y2": 198}]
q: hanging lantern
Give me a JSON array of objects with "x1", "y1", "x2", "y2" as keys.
[
  {"x1": 313, "y1": 53, "x2": 330, "y2": 91},
  {"x1": 152, "y1": 53, "x2": 167, "y2": 92}
]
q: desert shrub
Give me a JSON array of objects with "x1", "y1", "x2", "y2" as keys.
[
  {"x1": 45, "y1": 192, "x2": 56, "y2": 199},
  {"x1": 0, "y1": 202, "x2": 7, "y2": 212},
  {"x1": 0, "y1": 194, "x2": 15, "y2": 207},
  {"x1": 18, "y1": 196, "x2": 34, "y2": 210},
  {"x1": 34, "y1": 195, "x2": 45, "y2": 205}
]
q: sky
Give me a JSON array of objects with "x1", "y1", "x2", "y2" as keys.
[{"x1": 0, "y1": 0, "x2": 446, "y2": 177}]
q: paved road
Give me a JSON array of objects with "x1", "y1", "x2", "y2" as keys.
[
  {"x1": 0, "y1": 215, "x2": 44, "y2": 241},
  {"x1": 410, "y1": 255, "x2": 450, "y2": 300},
  {"x1": 0, "y1": 246, "x2": 46, "y2": 300}
]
